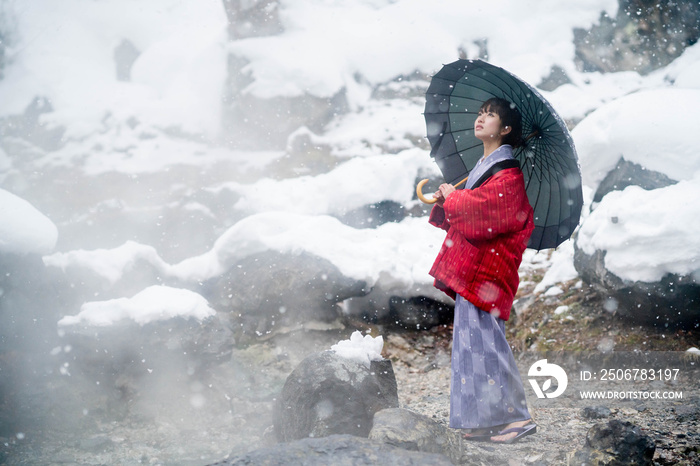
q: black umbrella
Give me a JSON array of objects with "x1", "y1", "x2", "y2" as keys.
[{"x1": 421, "y1": 59, "x2": 583, "y2": 250}]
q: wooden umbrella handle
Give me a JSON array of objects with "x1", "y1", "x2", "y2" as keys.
[{"x1": 416, "y1": 175, "x2": 470, "y2": 204}]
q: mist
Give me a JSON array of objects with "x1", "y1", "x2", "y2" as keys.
[{"x1": 1, "y1": 0, "x2": 700, "y2": 464}]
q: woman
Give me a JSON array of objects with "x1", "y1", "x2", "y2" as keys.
[{"x1": 428, "y1": 97, "x2": 536, "y2": 444}]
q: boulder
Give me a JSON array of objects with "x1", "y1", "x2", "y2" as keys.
[
  {"x1": 222, "y1": 54, "x2": 348, "y2": 150},
  {"x1": 42, "y1": 243, "x2": 167, "y2": 306},
  {"x1": 570, "y1": 420, "x2": 655, "y2": 465},
  {"x1": 207, "y1": 434, "x2": 453, "y2": 466},
  {"x1": 573, "y1": 155, "x2": 699, "y2": 328},
  {"x1": 59, "y1": 313, "x2": 234, "y2": 378},
  {"x1": 335, "y1": 200, "x2": 407, "y2": 229},
  {"x1": 204, "y1": 251, "x2": 368, "y2": 342},
  {"x1": 369, "y1": 408, "x2": 462, "y2": 464},
  {"x1": 273, "y1": 351, "x2": 398, "y2": 442},
  {"x1": 573, "y1": 245, "x2": 700, "y2": 327},
  {"x1": 537, "y1": 65, "x2": 572, "y2": 92},
  {"x1": 592, "y1": 158, "x2": 677, "y2": 204},
  {"x1": 52, "y1": 311, "x2": 235, "y2": 425},
  {"x1": 343, "y1": 285, "x2": 452, "y2": 331}
]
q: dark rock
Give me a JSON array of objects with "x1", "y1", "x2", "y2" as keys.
[
  {"x1": 0, "y1": 98, "x2": 65, "y2": 172},
  {"x1": 537, "y1": 65, "x2": 572, "y2": 92},
  {"x1": 59, "y1": 312, "x2": 234, "y2": 381},
  {"x1": 207, "y1": 434, "x2": 453, "y2": 465},
  {"x1": 574, "y1": 1, "x2": 700, "y2": 75},
  {"x1": 222, "y1": 0, "x2": 284, "y2": 40},
  {"x1": 571, "y1": 419, "x2": 656, "y2": 466},
  {"x1": 113, "y1": 39, "x2": 140, "y2": 82},
  {"x1": 412, "y1": 172, "x2": 442, "y2": 205},
  {"x1": 573, "y1": 245, "x2": 700, "y2": 327},
  {"x1": 14, "y1": 96, "x2": 65, "y2": 152},
  {"x1": 204, "y1": 251, "x2": 368, "y2": 342},
  {"x1": 581, "y1": 405, "x2": 612, "y2": 420},
  {"x1": 335, "y1": 200, "x2": 407, "y2": 229},
  {"x1": 273, "y1": 351, "x2": 398, "y2": 442},
  {"x1": 344, "y1": 291, "x2": 452, "y2": 330},
  {"x1": 387, "y1": 296, "x2": 453, "y2": 330},
  {"x1": 593, "y1": 157, "x2": 677, "y2": 204},
  {"x1": 369, "y1": 408, "x2": 461, "y2": 464}
]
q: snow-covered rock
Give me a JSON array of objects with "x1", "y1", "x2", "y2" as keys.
[
  {"x1": 58, "y1": 285, "x2": 216, "y2": 327},
  {"x1": 203, "y1": 250, "x2": 367, "y2": 343},
  {"x1": 58, "y1": 285, "x2": 232, "y2": 374},
  {"x1": 0, "y1": 188, "x2": 57, "y2": 256},
  {"x1": 572, "y1": 89, "x2": 700, "y2": 326},
  {"x1": 273, "y1": 349, "x2": 398, "y2": 442}
]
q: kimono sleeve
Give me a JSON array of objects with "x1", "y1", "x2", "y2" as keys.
[
  {"x1": 442, "y1": 169, "x2": 529, "y2": 241},
  {"x1": 428, "y1": 204, "x2": 450, "y2": 231}
]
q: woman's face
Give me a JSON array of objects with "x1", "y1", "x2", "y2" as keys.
[{"x1": 474, "y1": 107, "x2": 507, "y2": 143}]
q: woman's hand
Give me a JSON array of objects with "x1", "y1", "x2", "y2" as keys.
[{"x1": 434, "y1": 183, "x2": 456, "y2": 206}]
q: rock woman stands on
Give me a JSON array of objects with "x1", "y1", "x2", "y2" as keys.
[{"x1": 429, "y1": 97, "x2": 537, "y2": 444}]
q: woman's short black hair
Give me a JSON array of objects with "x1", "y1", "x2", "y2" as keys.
[{"x1": 480, "y1": 97, "x2": 523, "y2": 148}]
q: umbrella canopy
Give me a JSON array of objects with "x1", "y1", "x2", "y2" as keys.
[{"x1": 424, "y1": 59, "x2": 583, "y2": 250}]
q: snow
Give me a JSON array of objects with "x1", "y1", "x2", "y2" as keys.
[
  {"x1": 217, "y1": 149, "x2": 430, "y2": 216},
  {"x1": 331, "y1": 331, "x2": 384, "y2": 367},
  {"x1": 533, "y1": 240, "x2": 579, "y2": 295},
  {"x1": 43, "y1": 241, "x2": 169, "y2": 285},
  {"x1": 573, "y1": 89, "x2": 700, "y2": 192},
  {"x1": 544, "y1": 286, "x2": 564, "y2": 297},
  {"x1": 576, "y1": 178, "x2": 700, "y2": 283},
  {"x1": 230, "y1": 0, "x2": 617, "y2": 104},
  {"x1": 320, "y1": 99, "x2": 426, "y2": 158},
  {"x1": 1, "y1": 0, "x2": 699, "y2": 326},
  {"x1": 0, "y1": 0, "x2": 227, "y2": 139},
  {"x1": 0, "y1": 188, "x2": 58, "y2": 255},
  {"x1": 58, "y1": 285, "x2": 215, "y2": 327},
  {"x1": 43, "y1": 213, "x2": 446, "y2": 303}
]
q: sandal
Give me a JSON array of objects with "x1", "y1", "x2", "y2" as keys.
[
  {"x1": 462, "y1": 427, "x2": 499, "y2": 441},
  {"x1": 490, "y1": 422, "x2": 537, "y2": 444}
]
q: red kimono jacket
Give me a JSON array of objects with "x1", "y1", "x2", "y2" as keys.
[{"x1": 428, "y1": 167, "x2": 534, "y2": 321}]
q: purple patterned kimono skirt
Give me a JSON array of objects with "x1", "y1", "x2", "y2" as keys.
[{"x1": 449, "y1": 295, "x2": 531, "y2": 429}]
